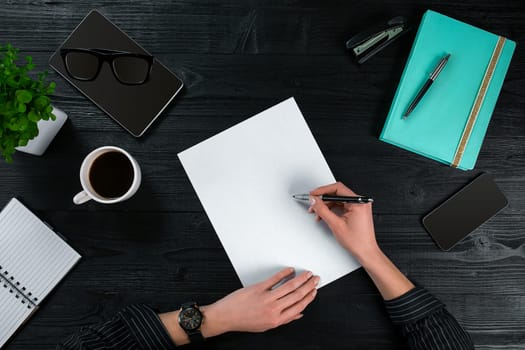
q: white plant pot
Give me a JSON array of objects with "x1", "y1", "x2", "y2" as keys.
[{"x1": 16, "y1": 106, "x2": 68, "y2": 156}]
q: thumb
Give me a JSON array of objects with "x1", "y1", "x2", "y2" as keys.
[{"x1": 310, "y1": 196, "x2": 342, "y2": 229}]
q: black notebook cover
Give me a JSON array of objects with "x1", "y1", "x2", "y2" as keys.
[{"x1": 49, "y1": 10, "x2": 183, "y2": 137}]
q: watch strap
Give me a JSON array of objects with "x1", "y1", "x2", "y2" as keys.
[
  {"x1": 181, "y1": 301, "x2": 197, "y2": 309},
  {"x1": 187, "y1": 329, "x2": 205, "y2": 344},
  {"x1": 179, "y1": 302, "x2": 204, "y2": 344}
]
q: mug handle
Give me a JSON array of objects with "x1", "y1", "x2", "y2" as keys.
[{"x1": 73, "y1": 190, "x2": 91, "y2": 205}]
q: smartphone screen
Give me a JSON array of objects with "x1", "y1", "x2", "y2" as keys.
[{"x1": 422, "y1": 173, "x2": 507, "y2": 251}]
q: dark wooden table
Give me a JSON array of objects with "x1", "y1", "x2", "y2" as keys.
[{"x1": 1, "y1": 1, "x2": 524, "y2": 349}]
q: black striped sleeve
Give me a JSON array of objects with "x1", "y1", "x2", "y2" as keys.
[
  {"x1": 57, "y1": 305, "x2": 177, "y2": 350},
  {"x1": 384, "y1": 287, "x2": 474, "y2": 350}
]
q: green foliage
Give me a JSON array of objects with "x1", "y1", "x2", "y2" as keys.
[{"x1": 0, "y1": 43, "x2": 56, "y2": 162}]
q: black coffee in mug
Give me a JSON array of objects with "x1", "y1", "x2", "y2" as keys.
[{"x1": 89, "y1": 151, "x2": 134, "y2": 198}]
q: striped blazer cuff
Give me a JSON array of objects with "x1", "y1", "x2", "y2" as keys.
[
  {"x1": 119, "y1": 304, "x2": 177, "y2": 350},
  {"x1": 384, "y1": 286, "x2": 444, "y2": 325}
]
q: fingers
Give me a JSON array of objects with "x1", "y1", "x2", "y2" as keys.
[
  {"x1": 276, "y1": 274, "x2": 319, "y2": 308},
  {"x1": 309, "y1": 196, "x2": 344, "y2": 231},
  {"x1": 265, "y1": 272, "x2": 319, "y2": 329},
  {"x1": 280, "y1": 288, "x2": 317, "y2": 322},
  {"x1": 277, "y1": 312, "x2": 305, "y2": 329},
  {"x1": 271, "y1": 271, "x2": 313, "y2": 299},
  {"x1": 310, "y1": 181, "x2": 357, "y2": 197},
  {"x1": 308, "y1": 201, "x2": 338, "y2": 213},
  {"x1": 260, "y1": 267, "x2": 295, "y2": 290}
]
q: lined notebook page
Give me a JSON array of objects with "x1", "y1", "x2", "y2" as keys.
[
  {"x1": 0, "y1": 286, "x2": 34, "y2": 348},
  {"x1": 0, "y1": 198, "x2": 81, "y2": 304}
]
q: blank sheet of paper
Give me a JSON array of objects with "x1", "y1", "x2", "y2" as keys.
[{"x1": 178, "y1": 97, "x2": 360, "y2": 287}]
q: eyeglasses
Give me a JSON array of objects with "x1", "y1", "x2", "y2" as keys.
[{"x1": 60, "y1": 48, "x2": 154, "y2": 85}]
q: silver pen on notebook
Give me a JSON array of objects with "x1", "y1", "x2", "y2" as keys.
[{"x1": 404, "y1": 53, "x2": 451, "y2": 118}]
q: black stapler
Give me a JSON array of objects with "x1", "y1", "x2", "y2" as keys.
[{"x1": 346, "y1": 16, "x2": 411, "y2": 64}]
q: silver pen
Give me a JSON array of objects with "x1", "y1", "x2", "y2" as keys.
[
  {"x1": 292, "y1": 194, "x2": 374, "y2": 204},
  {"x1": 404, "y1": 53, "x2": 451, "y2": 118}
]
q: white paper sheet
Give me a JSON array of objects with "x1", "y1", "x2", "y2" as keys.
[{"x1": 178, "y1": 97, "x2": 360, "y2": 287}]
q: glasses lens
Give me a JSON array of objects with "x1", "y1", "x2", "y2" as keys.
[
  {"x1": 113, "y1": 56, "x2": 150, "y2": 84},
  {"x1": 65, "y1": 51, "x2": 100, "y2": 80}
]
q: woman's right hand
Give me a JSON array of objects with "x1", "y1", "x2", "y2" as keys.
[
  {"x1": 308, "y1": 182, "x2": 380, "y2": 263},
  {"x1": 309, "y1": 182, "x2": 416, "y2": 302}
]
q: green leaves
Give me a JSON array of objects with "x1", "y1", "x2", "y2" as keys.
[
  {"x1": 16, "y1": 89, "x2": 32, "y2": 103},
  {"x1": 33, "y1": 95, "x2": 49, "y2": 109},
  {"x1": 0, "y1": 43, "x2": 56, "y2": 162},
  {"x1": 28, "y1": 109, "x2": 40, "y2": 122}
]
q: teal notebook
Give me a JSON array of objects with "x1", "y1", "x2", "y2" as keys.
[{"x1": 380, "y1": 10, "x2": 515, "y2": 170}]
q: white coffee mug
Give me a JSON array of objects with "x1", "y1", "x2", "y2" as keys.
[{"x1": 73, "y1": 146, "x2": 141, "y2": 205}]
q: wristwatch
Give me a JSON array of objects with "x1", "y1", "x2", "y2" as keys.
[{"x1": 178, "y1": 302, "x2": 204, "y2": 344}]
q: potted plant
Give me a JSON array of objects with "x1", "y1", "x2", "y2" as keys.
[{"x1": 0, "y1": 43, "x2": 67, "y2": 162}]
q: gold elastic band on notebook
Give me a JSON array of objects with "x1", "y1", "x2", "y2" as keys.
[{"x1": 451, "y1": 36, "x2": 506, "y2": 168}]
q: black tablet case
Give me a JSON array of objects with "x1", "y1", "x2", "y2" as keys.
[{"x1": 49, "y1": 10, "x2": 183, "y2": 137}]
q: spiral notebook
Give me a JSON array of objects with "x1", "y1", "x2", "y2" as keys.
[{"x1": 0, "y1": 198, "x2": 81, "y2": 348}]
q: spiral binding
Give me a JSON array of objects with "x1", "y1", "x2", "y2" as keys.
[{"x1": 0, "y1": 265, "x2": 38, "y2": 309}]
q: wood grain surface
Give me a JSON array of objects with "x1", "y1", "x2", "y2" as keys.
[{"x1": 1, "y1": 0, "x2": 524, "y2": 349}]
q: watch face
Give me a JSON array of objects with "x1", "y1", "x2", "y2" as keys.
[{"x1": 179, "y1": 306, "x2": 203, "y2": 331}]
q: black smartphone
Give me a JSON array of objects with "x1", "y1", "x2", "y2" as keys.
[{"x1": 422, "y1": 173, "x2": 508, "y2": 251}]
